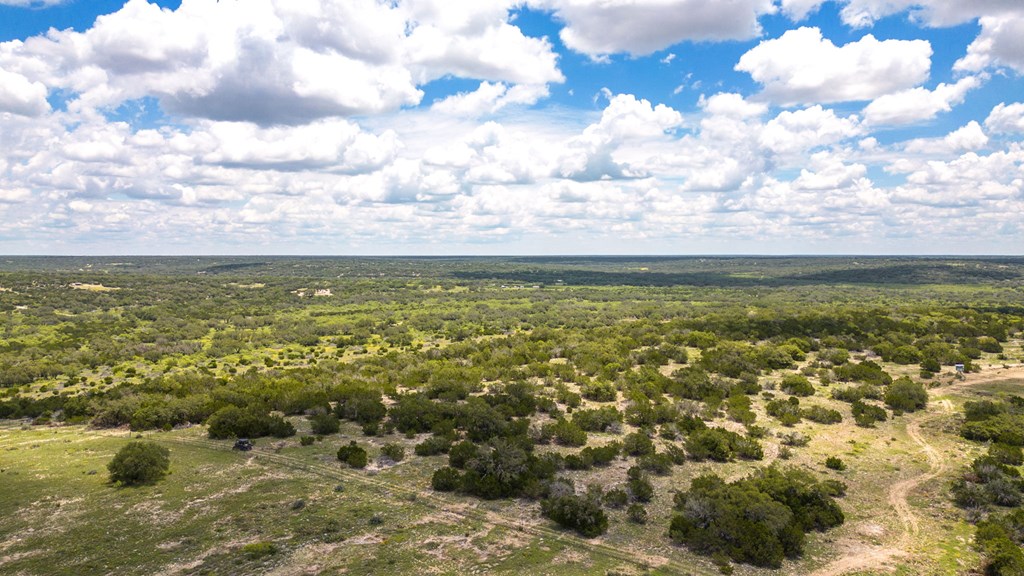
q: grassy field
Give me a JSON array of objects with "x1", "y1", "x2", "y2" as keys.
[{"x1": 3, "y1": 365, "x2": 1021, "y2": 575}]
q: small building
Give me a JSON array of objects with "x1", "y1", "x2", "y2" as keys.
[{"x1": 955, "y1": 363, "x2": 965, "y2": 374}]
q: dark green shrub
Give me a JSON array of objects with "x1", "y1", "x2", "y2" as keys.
[
  {"x1": 581, "y1": 380, "x2": 618, "y2": 402},
  {"x1": 448, "y1": 441, "x2": 480, "y2": 469},
  {"x1": 638, "y1": 452, "x2": 674, "y2": 475},
  {"x1": 832, "y1": 384, "x2": 881, "y2": 403},
  {"x1": 884, "y1": 378, "x2": 928, "y2": 412},
  {"x1": 780, "y1": 375, "x2": 814, "y2": 397},
  {"x1": 107, "y1": 441, "x2": 171, "y2": 486},
  {"x1": 415, "y1": 435, "x2": 453, "y2": 456},
  {"x1": 337, "y1": 441, "x2": 368, "y2": 468},
  {"x1": 677, "y1": 414, "x2": 708, "y2": 433},
  {"x1": 962, "y1": 413, "x2": 1024, "y2": 446},
  {"x1": 603, "y1": 488, "x2": 629, "y2": 508},
  {"x1": 670, "y1": 467, "x2": 844, "y2": 569},
  {"x1": 207, "y1": 405, "x2": 296, "y2": 439},
  {"x1": 385, "y1": 393, "x2": 437, "y2": 433},
  {"x1": 627, "y1": 466, "x2": 654, "y2": 503},
  {"x1": 627, "y1": 503, "x2": 648, "y2": 524},
  {"x1": 564, "y1": 452, "x2": 593, "y2": 470},
  {"x1": 976, "y1": 337, "x2": 1004, "y2": 354},
  {"x1": 309, "y1": 412, "x2": 340, "y2": 435},
  {"x1": 623, "y1": 431, "x2": 655, "y2": 456},
  {"x1": 581, "y1": 442, "x2": 621, "y2": 466},
  {"x1": 766, "y1": 397, "x2": 802, "y2": 426},
  {"x1": 336, "y1": 388, "x2": 388, "y2": 425},
  {"x1": 851, "y1": 401, "x2": 887, "y2": 427},
  {"x1": 976, "y1": 520, "x2": 1024, "y2": 575},
  {"x1": 818, "y1": 348, "x2": 849, "y2": 366},
  {"x1": 665, "y1": 443, "x2": 688, "y2": 464},
  {"x1": 572, "y1": 406, "x2": 622, "y2": 431},
  {"x1": 833, "y1": 361, "x2": 892, "y2": 386},
  {"x1": 824, "y1": 456, "x2": 846, "y2": 471},
  {"x1": 802, "y1": 405, "x2": 842, "y2": 424},
  {"x1": 300, "y1": 435, "x2": 315, "y2": 446},
  {"x1": 549, "y1": 418, "x2": 588, "y2": 447},
  {"x1": 381, "y1": 442, "x2": 405, "y2": 462},
  {"x1": 458, "y1": 440, "x2": 547, "y2": 500},
  {"x1": 431, "y1": 467, "x2": 461, "y2": 492},
  {"x1": 687, "y1": 428, "x2": 762, "y2": 462},
  {"x1": 920, "y1": 357, "x2": 941, "y2": 374},
  {"x1": 725, "y1": 394, "x2": 756, "y2": 425},
  {"x1": 541, "y1": 494, "x2": 608, "y2": 537},
  {"x1": 952, "y1": 479, "x2": 993, "y2": 508},
  {"x1": 989, "y1": 443, "x2": 1024, "y2": 466}
]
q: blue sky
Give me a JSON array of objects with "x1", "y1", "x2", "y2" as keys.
[{"x1": 0, "y1": 0, "x2": 1022, "y2": 255}]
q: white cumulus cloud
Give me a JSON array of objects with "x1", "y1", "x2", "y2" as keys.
[
  {"x1": 986, "y1": 102, "x2": 1024, "y2": 133},
  {"x1": 760, "y1": 105, "x2": 862, "y2": 156},
  {"x1": 0, "y1": 0, "x2": 563, "y2": 125},
  {"x1": 0, "y1": 68, "x2": 50, "y2": 117},
  {"x1": 559, "y1": 93, "x2": 684, "y2": 181},
  {"x1": 955, "y1": 14, "x2": 1024, "y2": 74},
  {"x1": 779, "y1": 0, "x2": 826, "y2": 20},
  {"x1": 533, "y1": 0, "x2": 775, "y2": 59},
  {"x1": 904, "y1": 121, "x2": 990, "y2": 155},
  {"x1": 431, "y1": 82, "x2": 549, "y2": 117},
  {"x1": 736, "y1": 27, "x2": 932, "y2": 105},
  {"x1": 832, "y1": 0, "x2": 1024, "y2": 28},
  {"x1": 863, "y1": 76, "x2": 983, "y2": 126}
]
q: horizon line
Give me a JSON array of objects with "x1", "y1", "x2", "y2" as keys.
[{"x1": 2, "y1": 254, "x2": 1024, "y2": 259}]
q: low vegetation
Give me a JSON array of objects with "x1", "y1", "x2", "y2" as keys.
[{"x1": 1, "y1": 256, "x2": 1023, "y2": 575}]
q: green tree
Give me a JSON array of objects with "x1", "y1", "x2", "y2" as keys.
[
  {"x1": 884, "y1": 378, "x2": 928, "y2": 412},
  {"x1": 108, "y1": 441, "x2": 170, "y2": 486}
]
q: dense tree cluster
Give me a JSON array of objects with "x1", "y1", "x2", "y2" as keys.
[
  {"x1": 961, "y1": 399, "x2": 1024, "y2": 446},
  {"x1": 206, "y1": 405, "x2": 295, "y2": 439},
  {"x1": 952, "y1": 396, "x2": 1024, "y2": 575},
  {"x1": 669, "y1": 467, "x2": 844, "y2": 568},
  {"x1": 974, "y1": 510, "x2": 1024, "y2": 575}
]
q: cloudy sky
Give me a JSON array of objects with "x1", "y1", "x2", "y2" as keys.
[{"x1": 0, "y1": 0, "x2": 1022, "y2": 255}]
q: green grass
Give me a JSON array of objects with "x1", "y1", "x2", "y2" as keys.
[
  {"x1": 0, "y1": 365, "x2": 1017, "y2": 576},
  {"x1": 0, "y1": 425, "x2": 665, "y2": 575}
]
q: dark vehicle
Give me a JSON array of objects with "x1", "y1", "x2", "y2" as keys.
[{"x1": 233, "y1": 438, "x2": 254, "y2": 451}]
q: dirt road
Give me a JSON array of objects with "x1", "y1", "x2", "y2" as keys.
[{"x1": 808, "y1": 365, "x2": 1024, "y2": 576}]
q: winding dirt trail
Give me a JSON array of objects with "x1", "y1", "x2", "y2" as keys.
[
  {"x1": 809, "y1": 365, "x2": 1024, "y2": 576},
  {"x1": 889, "y1": 412, "x2": 946, "y2": 544}
]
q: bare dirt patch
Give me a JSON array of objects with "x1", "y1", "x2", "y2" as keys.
[
  {"x1": 155, "y1": 539, "x2": 249, "y2": 576},
  {"x1": 69, "y1": 283, "x2": 119, "y2": 292},
  {"x1": 0, "y1": 549, "x2": 43, "y2": 568}
]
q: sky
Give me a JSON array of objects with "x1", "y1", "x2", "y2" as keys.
[{"x1": 0, "y1": 0, "x2": 1023, "y2": 255}]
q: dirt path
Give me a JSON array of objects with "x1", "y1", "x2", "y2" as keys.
[
  {"x1": 890, "y1": 412, "x2": 946, "y2": 544},
  {"x1": 809, "y1": 365, "x2": 1022, "y2": 576}
]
